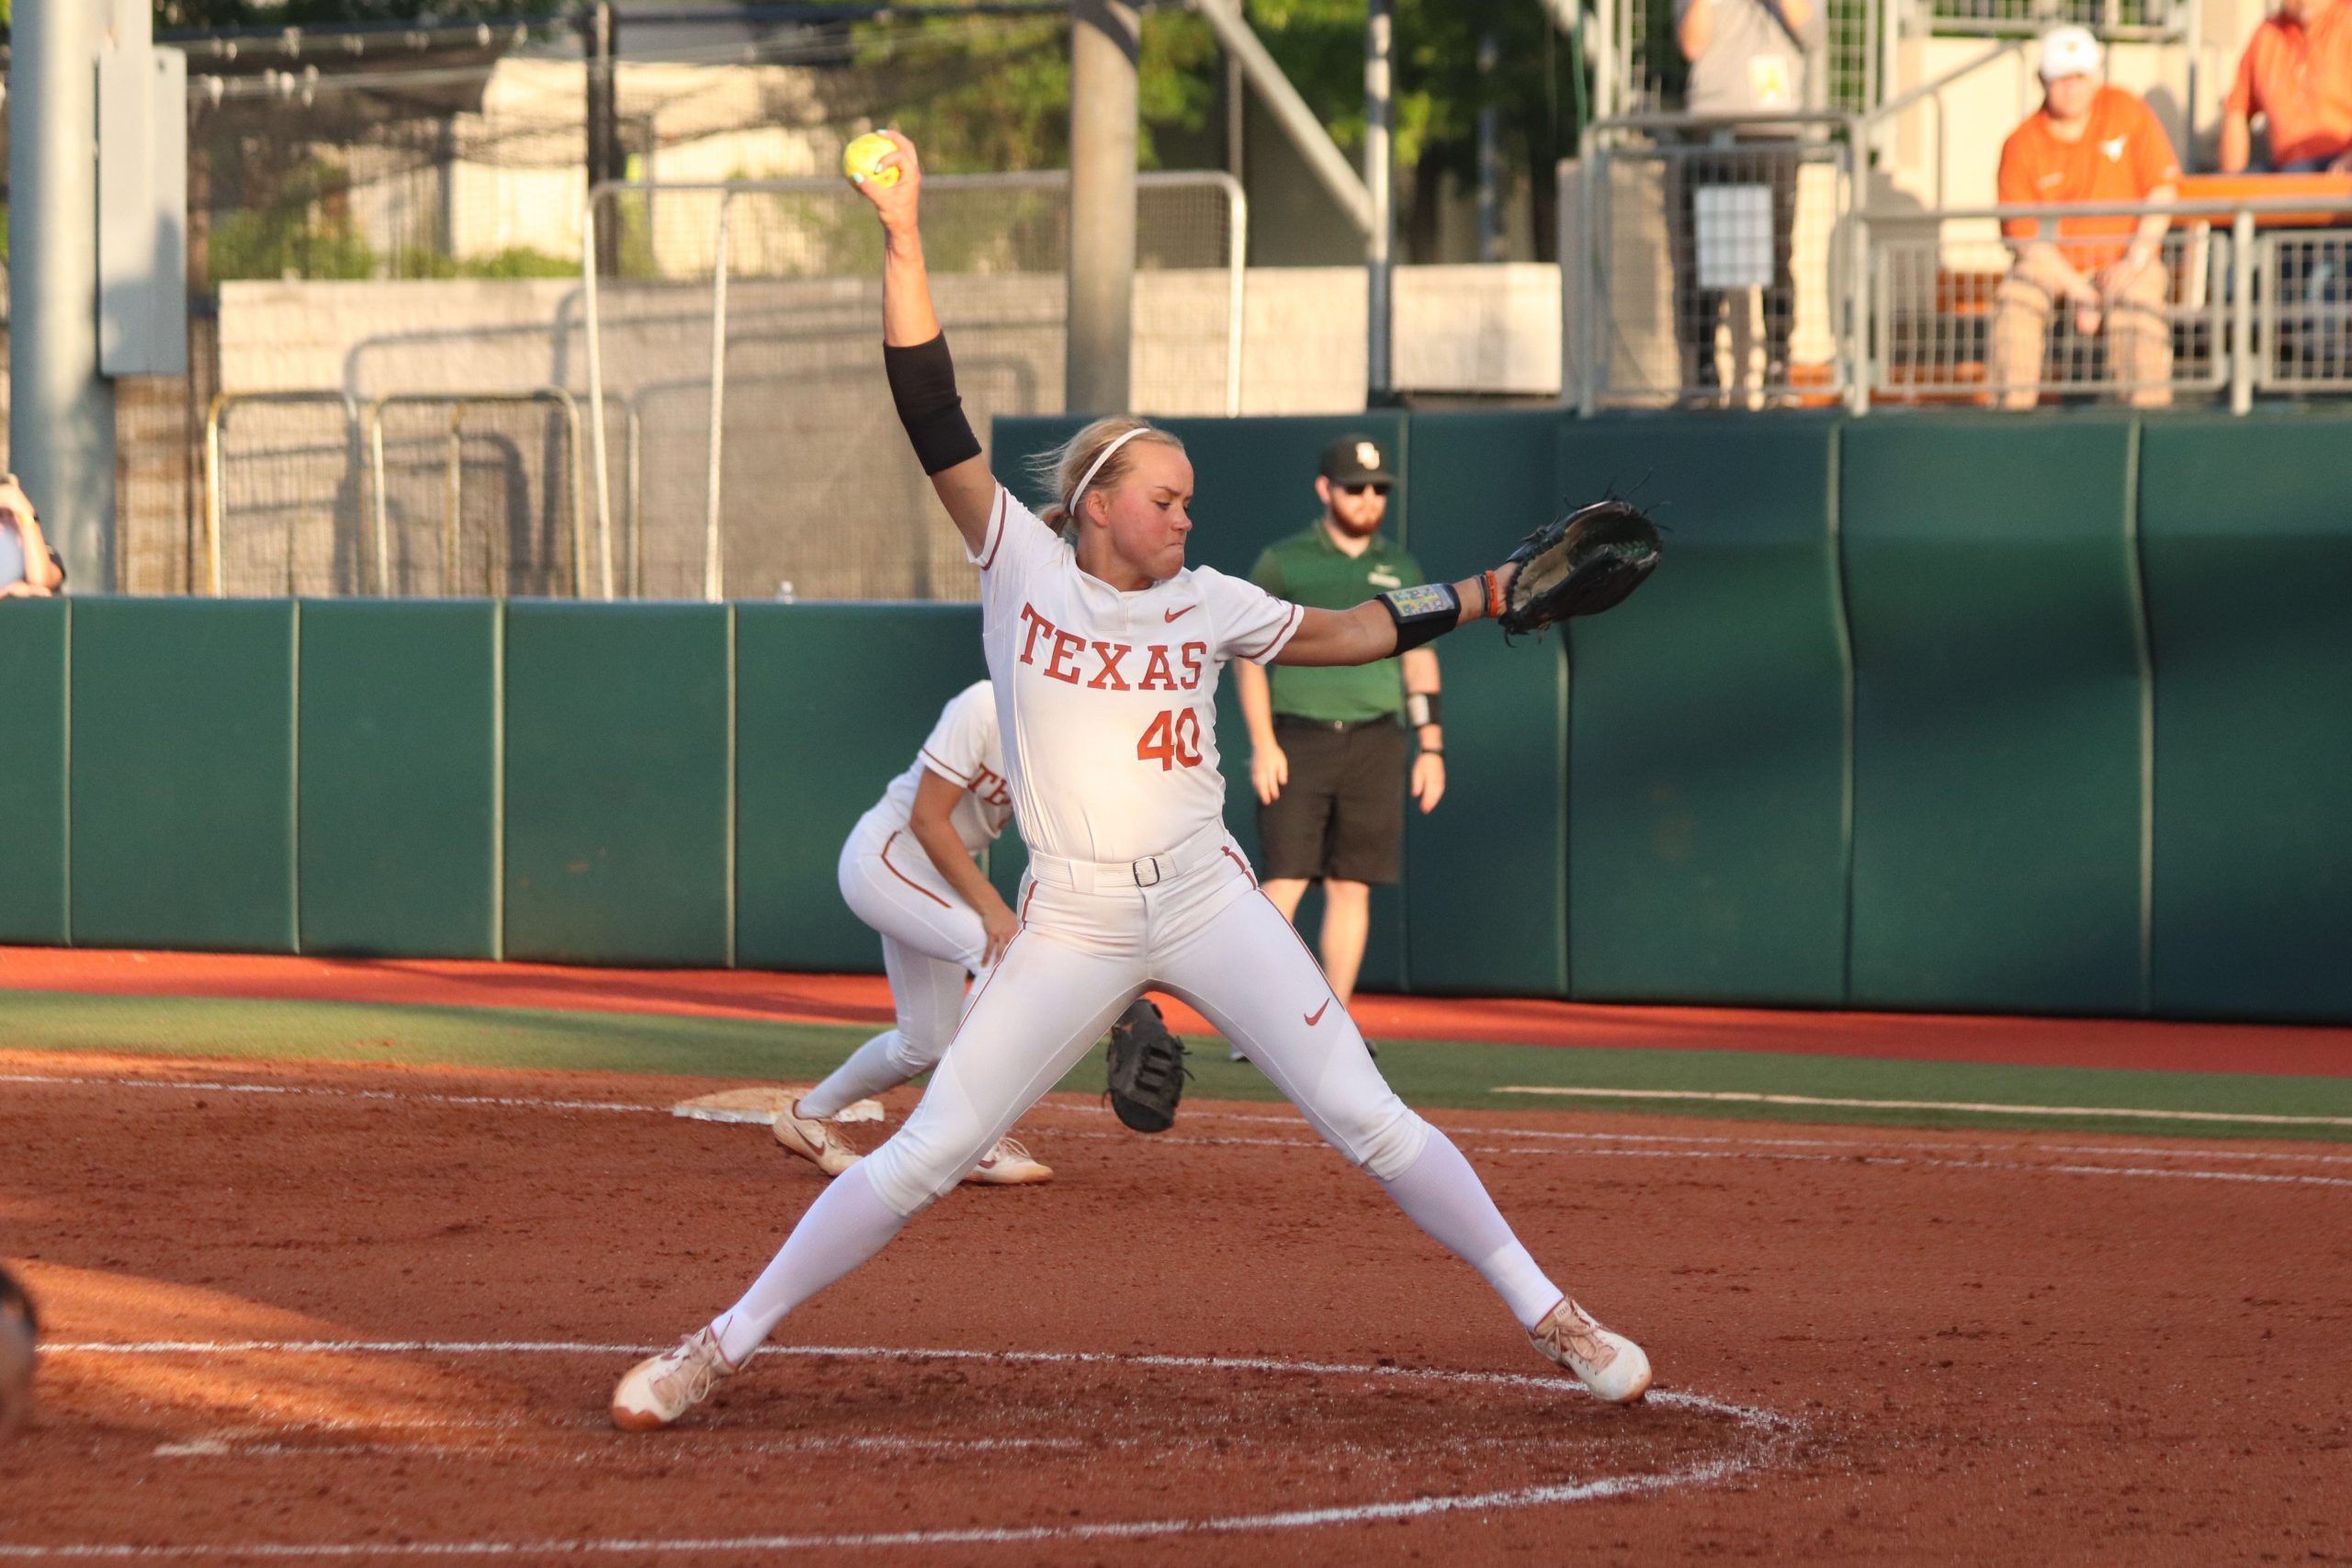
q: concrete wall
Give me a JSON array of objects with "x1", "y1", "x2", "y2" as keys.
[
  {"x1": 209, "y1": 266, "x2": 1562, "y2": 602},
  {"x1": 219, "y1": 264, "x2": 1565, "y2": 412}
]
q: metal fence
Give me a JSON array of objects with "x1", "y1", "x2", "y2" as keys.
[
  {"x1": 367, "y1": 391, "x2": 591, "y2": 600},
  {"x1": 1851, "y1": 197, "x2": 2352, "y2": 412},
  {"x1": 1566, "y1": 133, "x2": 2352, "y2": 414},
  {"x1": 1924, "y1": 0, "x2": 2191, "y2": 40},
  {"x1": 1599, "y1": 0, "x2": 1882, "y2": 117},
  {"x1": 203, "y1": 386, "x2": 621, "y2": 597},
  {"x1": 1567, "y1": 114, "x2": 1862, "y2": 411},
  {"x1": 581, "y1": 172, "x2": 1247, "y2": 604}
]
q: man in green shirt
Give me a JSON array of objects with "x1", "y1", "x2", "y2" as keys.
[{"x1": 1233, "y1": 435, "x2": 1445, "y2": 1043}]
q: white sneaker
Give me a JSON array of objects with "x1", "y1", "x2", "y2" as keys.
[
  {"x1": 773, "y1": 1100, "x2": 863, "y2": 1176},
  {"x1": 963, "y1": 1134, "x2": 1053, "y2": 1185},
  {"x1": 610, "y1": 1326, "x2": 736, "y2": 1430},
  {"x1": 1527, "y1": 1295, "x2": 1652, "y2": 1404}
]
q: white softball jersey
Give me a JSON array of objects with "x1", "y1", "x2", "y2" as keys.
[
  {"x1": 865, "y1": 678, "x2": 1015, "y2": 856},
  {"x1": 970, "y1": 486, "x2": 1304, "y2": 866}
]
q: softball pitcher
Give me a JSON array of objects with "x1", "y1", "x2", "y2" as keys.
[
  {"x1": 613, "y1": 131, "x2": 1651, "y2": 1429},
  {"x1": 776, "y1": 678, "x2": 1052, "y2": 1187}
]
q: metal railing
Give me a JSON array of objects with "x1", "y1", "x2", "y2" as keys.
[
  {"x1": 1566, "y1": 151, "x2": 2352, "y2": 415},
  {"x1": 203, "y1": 390, "x2": 365, "y2": 597},
  {"x1": 1567, "y1": 113, "x2": 1864, "y2": 412},
  {"x1": 580, "y1": 171, "x2": 1250, "y2": 604},
  {"x1": 1848, "y1": 197, "x2": 2352, "y2": 413},
  {"x1": 1924, "y1": 0, "x2": 2191, "y2": 41},
  {"x1": 364, "y1": 389, "x2": 594, "y2": 599},
  {"x1": 1598, "y1": 0, "x2": 1883, "y2": 118},
  {"x1": 203, "y1": 386, "x2": 620, "y2": 597}
]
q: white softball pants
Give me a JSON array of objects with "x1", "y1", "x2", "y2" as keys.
[
  {"x1": 705, "y1": 827, "x2": 1571, "y2": 1367},
  {"x1": 831, "y1": 808, "x2": 989, "y2": 1085},
  {"x1": 858, "y1": 825, "x2": 1426, "y2": 1214}
]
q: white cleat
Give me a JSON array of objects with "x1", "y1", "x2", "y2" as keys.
[
  {"x1": 1527, "y1": 1295, "x2": 1652, "y2": 1404},
  {"x1": 773, "y1": 1100, "x2": 863, "y2": 1177},
  {"x1": 963, "y1": 1134, "x2": 1053, "y2": 1185},
  {"x1": 610, "y1": 1326, "x2": 736, "y2": 1431}
]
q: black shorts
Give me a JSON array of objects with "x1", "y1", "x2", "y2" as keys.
[{"x1": 1256, "y1": 716, "x2": 1408, "y2": 885}]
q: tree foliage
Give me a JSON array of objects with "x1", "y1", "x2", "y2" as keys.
[{"x1": 853, "y1": 10, "x2": 1222, "y2": 175}]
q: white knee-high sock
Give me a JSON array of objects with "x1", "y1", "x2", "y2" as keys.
[
  {"x1": 1376, "y1": 1125, "x2": 1564, "y2": 1329},
  {"x1": 797, "y1": 1031, "x2": 910, "y2": 1122},
  {"x1": 707, "y1": 1163, "x2": 910, "y2": 1365}
]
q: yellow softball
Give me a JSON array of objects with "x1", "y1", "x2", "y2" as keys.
[{"x1": 842, "y1": 132, "x2": 902, "y2": 190}]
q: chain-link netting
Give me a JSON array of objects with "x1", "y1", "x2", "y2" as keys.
[
  {"x1": 1579, "y1": 125, "x2": 1855, "y2": 408},
  {"x1": 1867, "y1": 221, "x2": 2227, "y2": 406},
  {"x1": 206, "y1": 393, "x2": 368, "y2": 597},
  {"x1": 586, "y1": 174, "x2": 1242, "y2": 603},
  {"x1": 368, "y1": 395, "x2": 589, "y2": 598},
  {"x1": 1609, "y1": 0, "x2": 1877, "y2": 115}
]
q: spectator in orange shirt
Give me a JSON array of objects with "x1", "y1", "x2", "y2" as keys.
[
  {"x1": 2222, "y1": 0, "x2": 2352, "y2": 377},
  {"x1": 1987, "y1": 26, "x2": 2183, "y2": 409},
  {"x1": 2220, "y1": 0, "x2": 2352, "y2": 174}
]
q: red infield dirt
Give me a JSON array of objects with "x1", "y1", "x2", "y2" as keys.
[{"x1": 2, "y1": 1049, "x2": 2346, "y2": 1564}]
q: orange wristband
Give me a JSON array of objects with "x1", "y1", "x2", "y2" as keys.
[{"x1": 1483, "y1": 570, "x2": 1505, "y2": 621}]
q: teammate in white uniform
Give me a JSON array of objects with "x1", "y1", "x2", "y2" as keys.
[
  {"x1": 612, "y1": 132, "x2": 1650, "y2": 1430},
  {"x1": 775, "y1": 679, "x2": 1052, "y2": 1187}
]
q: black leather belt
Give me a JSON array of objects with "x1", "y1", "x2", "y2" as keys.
[{"x1": 1273, "y1": 715, "x2": 1397, "y2": 733}]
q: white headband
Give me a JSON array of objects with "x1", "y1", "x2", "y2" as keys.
[{"x1": 1069, "y1": 426, "x2": 1151, "y2": 516}]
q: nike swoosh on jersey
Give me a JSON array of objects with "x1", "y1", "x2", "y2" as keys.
[
  {"x1": 1305, "y1": 998, "x2": 1330, "y2": 1026},
  {"x1": 1163, "y1": 604, "x2": 1197, "y2": 623}
]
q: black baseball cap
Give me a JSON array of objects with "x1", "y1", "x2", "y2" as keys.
[{"x1": 1318, "y1": 434, "x2": 1395, "y2": 488}]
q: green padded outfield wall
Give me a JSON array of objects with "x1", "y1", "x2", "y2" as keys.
[
  {"x1": 503, "y1": 603, "x2": 731, "y2": 966},
  {"x1": 995, "y1": 414, "x2": 1410, "y2": 991},
  {"x1": 68, "y1": 599, "x2": 299, "y2": 953},
  {"x1": 298, "y1": 602, "x2": 501, "y2": 958},
  {"x1": 1559, "y1": 417, "x2": 1850, "y2": 1005},
  {"x1": 1397, "y1": 410, "x2": 1570, "y2": 997},
  {"x1": 2139, "y1": 414, "x2": 2352, "y2": 1021},
  {"x1": 1839, "y1": 418, "x2": 2148, "y2": 1014},
  {"x1": 0, "y1": 599, "x2": 71, "y2": 943},
  {"x1": 737, "y1": 603, "x2": 989, "y2": 971}
]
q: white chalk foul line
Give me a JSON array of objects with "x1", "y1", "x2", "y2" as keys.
[
  {"x1": 0, "y1": 1463, "x2": 1749, "y2": 1559},
  {"x1": 11, "y1": 1067, "x2": 2346, "y2": 1180},
  {"x1": 1496, "y1": 1084, "x2": 2352, "y2": 1129},
  {"x1": 6, "y1": 1341, "x2": 1795, "y2": 1560},
  {"x1": 1046, "y1": 1129, "x2": 2352, "y2": 1189}
]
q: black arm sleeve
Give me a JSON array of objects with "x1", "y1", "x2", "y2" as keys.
[
  {"x1": 883, "y1": 333, "x2": 983, "y2": 476},
  {"x1": 1378, "y1": 582, "x2": 1464, "y2": 656}
]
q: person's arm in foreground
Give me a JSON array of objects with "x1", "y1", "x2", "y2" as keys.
[
  {"x1": 1276, "y1": 564, "x2": 1517, "y2": 668},
  {"x1": 854, "y1": 131, "x2": 998, "y2": 555}
]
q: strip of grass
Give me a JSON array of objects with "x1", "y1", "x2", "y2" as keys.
[{"x1": 3, "y1": 989, "x2": 2346, "y2": 1141}]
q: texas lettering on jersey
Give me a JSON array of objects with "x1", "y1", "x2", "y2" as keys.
[
  {"x1": 1014, "y1": 604, "x2": 1207, "y2": 694},
  {"x1": 972, "y1": 485, "x2": 1305, "y2": 863}
]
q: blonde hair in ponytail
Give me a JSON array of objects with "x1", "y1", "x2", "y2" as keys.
[{"x1": 1030, "y1": 416, "x2": 1184, "y2": 544}]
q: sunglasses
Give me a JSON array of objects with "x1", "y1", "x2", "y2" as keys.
[{"x1": 1337, "y1": 481, "x2": 1391, "y2": 497}]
